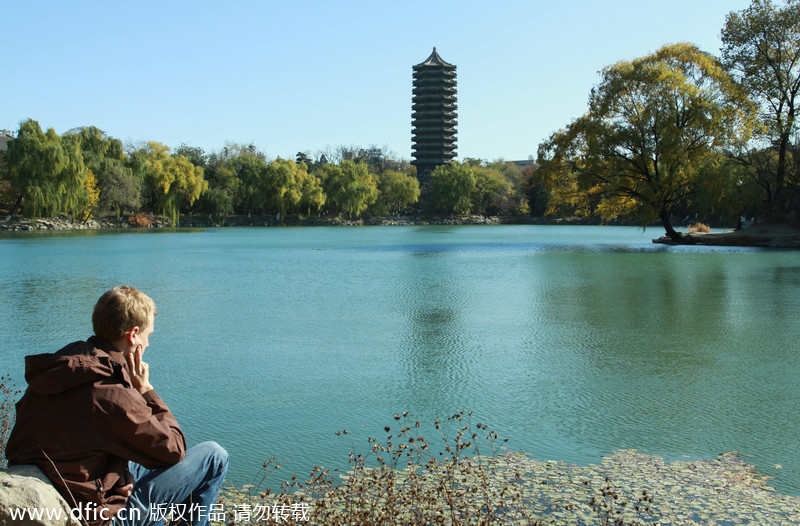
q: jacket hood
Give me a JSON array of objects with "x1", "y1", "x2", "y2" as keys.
[{"x1": 24, "y1": 340, "x2": 122, "y2": 395}]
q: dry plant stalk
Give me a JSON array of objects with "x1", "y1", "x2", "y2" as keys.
[{"x1": 216, "y1": 411, "x2": 656, "y2": 525}]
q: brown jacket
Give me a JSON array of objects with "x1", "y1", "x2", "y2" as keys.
[{"x1": 5, "y1": 336, "x2": 186, "y2": 523}]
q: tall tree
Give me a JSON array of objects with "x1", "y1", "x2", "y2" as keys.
[
  {"x1": 174, "y1": 144, "x2": 208, "y2": 168},
  {"x1": 68, "y1": 127, "x2": 131, "y2": 217},
  {"x1": 200, "y1": 188, "x2": 233, "y2": 225},
  {"x1": 58, "y1": 132, "x2": 90, "y2": 219},
  {"x1": 229, "y1": 152, "x2": 269, "y2": 215},
  {"x1": 430, "y1": 162, "x2": 476, "y2": 215},
  {"x1": 537, "y1": 43, "x2": 756, "y2": 241},
  {"x1": 298, "y1": 170, "x2": 326, "y2": 216},
  {"x1": 138, "y1": 142, "x2": 207, "y2": 225},
  {"x1": 99, "y1": 163, "x2": 141, "y2": 217},
  {"x1": 378, "y1": 170, "x2": 420, "y2": 216},
  {"x1": 321, "y1": 161, "x2": 379, "y2": 218},
  {"x1": 4, "y1": 119, "x2": 65, "y2": 220},
  {"x1": 722, "y1": 0, "x2": 800, "y2": 191},
  {"x1": 264, "y1": 158, "x2": 303, "y2": 219},
  {"x1": 472, "y1": 166, "x2": 514, "y2": 215}
]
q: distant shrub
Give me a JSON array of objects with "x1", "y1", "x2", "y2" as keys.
[{"x1": 128, "y1": 212, "x2": 154, "y2": 227}]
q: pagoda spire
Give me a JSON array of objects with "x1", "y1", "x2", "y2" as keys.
[{"x1": 411, "y1": 48, "x2": 458, "y2": 179}]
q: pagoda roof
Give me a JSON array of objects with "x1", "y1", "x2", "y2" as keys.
[{"x1": 414, "y1": 47, "x2": 455, "y2": 68}]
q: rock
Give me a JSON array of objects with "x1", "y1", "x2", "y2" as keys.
[{"x1": 0, "y1": 465, "x2": 79, "y2": 526}]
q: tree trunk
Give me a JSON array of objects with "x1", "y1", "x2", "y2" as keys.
[
  {"x1": 660, "y1": 206, "x2": 682, "y2": 242},
  {"x1": 9, "y1": 194, "x2": 23, "y2": 216},
  {"x1": 777, "y1": 132, "x2": 788, "y2": 190}
]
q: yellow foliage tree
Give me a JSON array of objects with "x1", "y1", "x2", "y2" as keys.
[
  {"x1": 536, "y1": 43, "x2": 757, "y2": 241},
  {"x1": 142, "y1": 142, "x2": 207, "y2": 225},
  {"x1": 81, "y1": 170, "x2": 100, "y2": 221}
]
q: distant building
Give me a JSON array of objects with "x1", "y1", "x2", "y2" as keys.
[
  {"x1": 0, "y1": 129, "x2": 13, "y2": 154},
  {"x1": 511, "y1": 157, "x2": 536, "y2": 173},
  {"x1": 411, "y1": 48, "x2": 457, "y2": 179}
]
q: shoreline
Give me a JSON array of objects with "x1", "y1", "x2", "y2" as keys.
[
  {"x1": 5, "y1": 215, "x2": 800, "y2": 249},
  {"x1": 217, "y1": 449, "x2": 800, "y2": 524},
  {"x1": 652, "y1": 222, "x2": 800, "y2": 249},
  {"x1": 0, "y1": 214, "x2": 607, "y2": 232}
]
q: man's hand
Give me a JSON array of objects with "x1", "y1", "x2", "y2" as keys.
[
  {"x1": 126, "y1": 346, "x2": 154, "y2": 395},
  {"x1": 118, "y1": 470, "x2": 135, "y2": 497}
]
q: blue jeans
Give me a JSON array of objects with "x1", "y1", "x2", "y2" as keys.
[{"x1": 112, "y1": 441, "x2": 229, "y2": 526}]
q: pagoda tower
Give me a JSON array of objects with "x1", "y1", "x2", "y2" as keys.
[{"x1": 411, "y1": 48, "x2": 457, "y2": 178}]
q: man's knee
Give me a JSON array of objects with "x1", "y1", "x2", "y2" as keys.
[{"x1": 191, "y1": 441, "x2": 228, "y2": 474}]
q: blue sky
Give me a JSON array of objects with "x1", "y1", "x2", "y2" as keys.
[{"x1": 2, "y1": 0, "x2": 752, "y2": 162}]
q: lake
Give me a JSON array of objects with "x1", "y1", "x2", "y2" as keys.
[{"x1": 1, "y1": 225, "x2": 798, "y2": 495}]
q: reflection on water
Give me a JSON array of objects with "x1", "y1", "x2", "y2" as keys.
[
  {"x1": 1, "y1": 226, "x2": 799, "y2": 495},
  {"x1": 397, "y1": 250, "x2": 473, "y2": 407}
]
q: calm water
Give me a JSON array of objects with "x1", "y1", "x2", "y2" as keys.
[{"x1": 1, "y1": 226, "x2": 799, "y2": 494}]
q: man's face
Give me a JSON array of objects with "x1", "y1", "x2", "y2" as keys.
[{"x1": 135, "y1": 313, "x2": 155, "y2": 354}]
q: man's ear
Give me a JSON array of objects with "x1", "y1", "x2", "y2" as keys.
[{"x1": 125, "y1": 326, "x2": 140, "y2": 346}]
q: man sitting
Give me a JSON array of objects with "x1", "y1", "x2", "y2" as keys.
[{"x1": 6, "y1": 285, "x2": 228, "y2": 525}]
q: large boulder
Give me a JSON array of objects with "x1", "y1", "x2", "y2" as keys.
[{"x1": 0, "y1": 465, "x2": 79, "y2": 526}]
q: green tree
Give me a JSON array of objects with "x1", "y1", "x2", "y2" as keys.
[
  {"x1": 4, "y1": 119, "x2": 66, "y2": 220},
  {"x1": 430, "y1": 162, "x2": 476, "y2": 215},
  {"x1": 66, "y1": 127, "x2": 133, "y2": 218},
  {"x1": 57, "y1": 132, "x2": 90, "y2": 220},
  {"x1": 521, "y1": 164, "x2": 549, "y2": 217},
  {"x1": 200, "y1": 188, "x2": 233, "y2": 225},
  {"x1": 722, "y1": 0, "x2": 800, "y2": 192},
  {"x1": 472, "y1": 166, "x2": 514, "y2": 215},
  {"x1": 536, "y1": 43, "x2": 756, "y2": 241},
  {"x1": 264, "y1": 158, "x2": 303, "y2": 219},
  {"x1": 138, "y1": 142, "x2": 207, "y2": 225},
  {"x1": 296, "y1": 151, "x2": 313, "y2": 167},
  {"x1": 321, "y1": 161, "x2": 379, "y2": 218},
  {"x1": 297, "y1": 169, "x2": 326, "y2": 216},
  {"x1": 378, "y1": 170, "x2": 420, "y2": 215},
  {"x1": 174, "y1": 144, "x2": 208, "y2": 168},
  {"x1": 99, "y1": 163, "x2": 141, "y2": 217},
  {"x1": 197, "y1": 157, "x2": 238, "y2": 221},
  {"x1": 229, "y1": 152, "x2": 269, "y2": 215},
  {"x1": 71, "y1": 127, "x2": 124, "y2": 170}
]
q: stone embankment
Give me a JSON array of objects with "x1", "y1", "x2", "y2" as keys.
[
  {"x1": 0, "y1": 214, "x2": 503, "y2": 231},
  {"x1": 0, "y1": 216, "x2": 168, "y2": 232}
]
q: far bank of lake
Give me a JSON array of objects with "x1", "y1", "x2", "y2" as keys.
[
  {"x1": 1, "y1": 225, "x2": 798, "y2": 496},
  {"x1": 7, "y1": 213, "x2": 800, "y2": 249}
]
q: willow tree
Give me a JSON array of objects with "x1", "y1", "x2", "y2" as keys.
[
  {"x1": 4, "y1": 119, "x2": 67, "y2": 221},
  {"x1": 378, "y1": 170, "x2": 420, "y2": 216},
  {"x1": 140, "y1": 142, "x2": 207, "y2": 225},
  {"x1": 264, "y1": 158, "x2": 304, "y2": 219},
  {"x1": 722, "y1": 0, "x2": 800, "y2": 193},
  {"x1": 58, "y1": 132, "x2": 90, "y2": 219},
  {"x1": 537, "y1": 43, "x2": 757, "y2": 241},
  {"x1": 297, "y1": 168, "x2": 325, "y2": 217},
  {"x1": 321, "y1": 161, "x2": 379, "y2": 218},
  {"x1": 226, "y1": 151, "x2": 272, "y2": 215}
]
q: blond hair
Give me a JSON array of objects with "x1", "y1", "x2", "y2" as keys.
[{"x1": 92, "y1": 286, "x2": 157, "y2": 342}]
